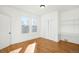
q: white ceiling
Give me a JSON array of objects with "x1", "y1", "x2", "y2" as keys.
[{"x1": 3, "y1": 5, "x2": 79, "y2": 15}]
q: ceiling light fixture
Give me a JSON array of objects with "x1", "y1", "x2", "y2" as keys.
[{"x1": 40, "y1": 5, "x2": 45, "y2": 8}]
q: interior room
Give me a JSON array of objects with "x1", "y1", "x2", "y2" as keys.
[{"x1": 0, "y1": 5, "x2": 79, "y2": 53}]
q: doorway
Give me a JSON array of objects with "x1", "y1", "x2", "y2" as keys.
[{"x1": 0, "y1": 14, "x2": 11, "y2": 49}]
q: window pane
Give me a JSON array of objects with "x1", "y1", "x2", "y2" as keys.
[
  {"x1": 21, "y1": 16, "x2": 29, "y2": 33},
  {"x1": 32, "y1": 16, "x2": 37, "y2": 25},
  {"x1": 32, "y1": 26, "x2": 37, "y2": 32},
  {"x1": 32, "y1": 16, "x2": 37, "y2": 32},
  {"x1": 22, "y1": 25, "x2": 29, "y2": 33},
  {"x1": 21, "y1": 16, "x2": 29, "y2": 25}
]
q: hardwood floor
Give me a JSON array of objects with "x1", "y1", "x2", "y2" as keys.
[
  {"x1": 0, "y1": 37, "x2": 79, "y2": 53},
  {"x1": 58, "y1": 40, "x2": 79, "y2": 52}
]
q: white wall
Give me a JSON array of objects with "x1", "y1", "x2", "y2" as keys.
[
  {"x1": 60, "y1": 8, "x2": 79, "y2": 44},
  {"x1": 0, "y1": 6, "x2": 40, "y2": 49},
  {"x1": 40, "y1": 11, "x2": 59, "y2": 42}
]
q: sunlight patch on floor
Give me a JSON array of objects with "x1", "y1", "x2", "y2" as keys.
[
  {"x1": 24, "y1": 42, "x2": 36, "y2": 53},
  {"x1": 10, "y1": 48, "x2": 22, "y2": 53}
]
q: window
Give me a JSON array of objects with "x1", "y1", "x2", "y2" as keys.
[
  {"x1": 32, "y1": 16, "x2": 37, "y2": 32},
  {"x1": 21, "y1": 16, "x2": 29, "y2": 33}
]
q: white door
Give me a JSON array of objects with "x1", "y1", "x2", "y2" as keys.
[{"x1": 0, "y1": 14, "x2": 11, "y2": 49}]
